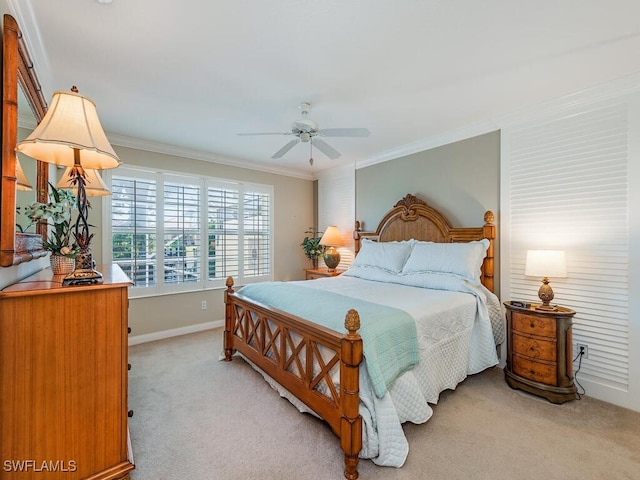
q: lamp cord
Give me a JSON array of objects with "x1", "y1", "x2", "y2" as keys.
[{"x1": 572, "y1": 349, "x2": 586, "y2": 399}]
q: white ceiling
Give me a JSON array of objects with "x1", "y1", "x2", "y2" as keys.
[{"x1": 10, "y1": 0, "x2": 640, "y2": 179}]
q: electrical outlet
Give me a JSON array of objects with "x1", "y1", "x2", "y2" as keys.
[
  {"x1": 201, "y1": 300, "x2": 207, "y2": 310},
  {"x1": 576, "y1": 343, "x2": 589, "y2": 359}
]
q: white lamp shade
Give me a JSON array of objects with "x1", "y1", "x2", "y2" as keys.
[
  {"x1": 525, "y1": 250, "x2": 568, "y2": 278},
  {"x1": 16, "y1": 158, "x2": 32, "y2": 191},
  {"x1": 15, "y1": 89, "x2": 119, "y2": 170},
  {"x1": 319, "y1": 226, "x2": 344, "y2": 247},
  {"x1": 56, "y1": 167, "x2": 111, "y2": 196}
]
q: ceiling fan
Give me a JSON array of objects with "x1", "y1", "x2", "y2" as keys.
[{"x1": 238, "y1": 102, "x2": 370, "y2": 165}]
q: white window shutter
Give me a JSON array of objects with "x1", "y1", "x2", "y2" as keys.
[
  {"x1": 317, "y1": 164, "x2": 355, "y2": 269},
  {"x1": 506, "y1": 103, "x2": 629, "y2": 391}
]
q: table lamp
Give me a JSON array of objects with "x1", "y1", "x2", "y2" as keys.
[
  {"x1": 524, "y1": 249, "x2": 568, "y2": 311},
  {"x1": 16, "y1": 86, "x2": 120, "y2": 285},
  {"x1": 319, "y1": 226, "x2": 344, "y2": 272}
]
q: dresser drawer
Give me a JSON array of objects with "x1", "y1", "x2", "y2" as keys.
[
  {"x1": 512, "y1": 332, "x2": 556, "y2": 361},
  {"x1": 512, "y1": 354, "x2": 557, "y2": 385},
  {"x1": 512, "y1": 313, "x2": 557, "y2": 338}
]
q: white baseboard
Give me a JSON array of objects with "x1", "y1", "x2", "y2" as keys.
[{"x1": 128, "y1": 319, "x2": 224, "y2": 346}]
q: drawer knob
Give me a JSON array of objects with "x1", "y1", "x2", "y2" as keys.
[{"x1": 530, "y1": 322, "x2": 535, "y2": 328}]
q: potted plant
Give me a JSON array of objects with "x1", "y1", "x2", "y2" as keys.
[
  {"x1": 23, "y1": 183, "x2": 79, "y2": 274},
  {"x1": 301, "y1": 227, "x2": 324, "y2": 269}
]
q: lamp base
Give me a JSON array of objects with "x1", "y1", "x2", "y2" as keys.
[
  {"x1": 63, "y1": 268, "x2": 103, "y2": 286},
  {"x1": 63, "y1": 247, "x2": 102, "y2": 286},
  {"x1": 323, "y1": 246, "x2": 341, "y2": 272},
  {"x1": 535, "y1": 304, "x2": 559, "y2": 312}
]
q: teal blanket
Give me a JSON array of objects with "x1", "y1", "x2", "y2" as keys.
[{"x1": 238, "y1": 282, "x2": 418, "y2": 398}]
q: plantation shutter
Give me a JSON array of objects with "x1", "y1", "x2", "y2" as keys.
[
  {"x1": 111, "y1": 174, "x2": 157, "y2": 288},
  {"x1": 505, "y1": 103, "x2": 629, "y2": 391},
  {"x1": 163, "y1": 175, "x2": 201, "y2": 286},
  {"x1": 207, "y1": 185, "x2": 240, "y2": 281},
  {"x1": 242, "y1": 188, "x2": 271, "y2": 278},
  {"x1": 317, "y1": 164, "x2": 355, "y2": 269}
]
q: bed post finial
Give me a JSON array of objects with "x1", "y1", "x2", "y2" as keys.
[
  {"x1": 344, "y1": 309, "x2": 361, "y2": 337},
  {"x1": 484, "y1": 210, "x2": 495, "y2": 225}
]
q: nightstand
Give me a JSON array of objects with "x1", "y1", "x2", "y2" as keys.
[
  {"x1": 504, "y1": 301, "x2": 577, "y2": 404},
  {"x1": 305, "y1": 268, "x2": 344, "y2": 280}
]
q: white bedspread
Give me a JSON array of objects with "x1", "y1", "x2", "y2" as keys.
[{"x1": 235, "y1": 275, "x2": 504, "y2": 468}]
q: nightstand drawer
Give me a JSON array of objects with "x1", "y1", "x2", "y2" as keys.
[
  {"x1": 305, "y1": 268, "x2": 344, "y2": 280},
  {"x1": 512, "y1": 313, "x2": 556, "y2": 338},
  {"x1": 513, "y1": 354, "x2": 557, "y2": 385},
  {"x1": 512, "y1": 332, "x2": 556, "y2": 361}
]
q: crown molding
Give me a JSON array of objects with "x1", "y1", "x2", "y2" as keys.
[
  {"x1": 356, "y1": 71, "x2": 640, "y2": 170},
  {"x1": 7, "y1": 0, "x2": 53, "y2": 100},
  {"x1": 494, "y1": 71, "x2": 640, "y2": 128},
  {"x1": 106, "y1": 133, "x2": 315, "y2": 181},
  {"x1": 356, "y1": 120, "x2": 499, "y2": 170}
]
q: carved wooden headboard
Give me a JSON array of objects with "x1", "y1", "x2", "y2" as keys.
[{"x1": 353, "y1": 194, "x2": 496, "y2": 292}]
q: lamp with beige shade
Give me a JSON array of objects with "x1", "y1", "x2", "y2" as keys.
[
  {"x1": 524, "y1": 249, "x2": 568, "y2": 311},
  {"x1": 319, "y1": 225, "x2": 344, "y2": 272},
  {"x1": 16, "y1": 86, "x2": 120, "y2": 284}
]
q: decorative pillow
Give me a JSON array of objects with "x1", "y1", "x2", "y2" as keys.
[
  {"x1": 401, "y1": 239, "x2": 490, "y2": 282},
  {"x1": 350, "y1": 238, "x2": 414, "y2": 273}
]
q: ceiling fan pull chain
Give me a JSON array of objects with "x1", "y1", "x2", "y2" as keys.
[{"x1": 309, "y1": 139, "x2": 314, "y2": 166}]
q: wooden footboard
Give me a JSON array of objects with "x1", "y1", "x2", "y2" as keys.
[{"x1": 224, "y1": 277, "x2": 363, "y2": 479}]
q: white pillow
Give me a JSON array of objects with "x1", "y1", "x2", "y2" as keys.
[
  {"x1": 351, "y1": 238, "x2": 413, "y2": 273},
  {"x1": 401, "y1": 239, "x2": 490, "y2": 282}
]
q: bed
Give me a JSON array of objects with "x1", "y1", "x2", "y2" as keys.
[{"x1": 223, "y1": 194, "x2": 503, "y2": 479}]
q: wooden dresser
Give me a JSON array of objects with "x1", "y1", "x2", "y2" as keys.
[
  {"x1": 0, "y1": 265, "x2": 134, "y2": 479},
  {"x1": 504, "y1": 301, "x2": 577, "y2": 404}
]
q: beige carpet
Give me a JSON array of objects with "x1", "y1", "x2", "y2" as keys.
[{"x1": 128, "y1": 328, "x2": 640, "y2": 480}]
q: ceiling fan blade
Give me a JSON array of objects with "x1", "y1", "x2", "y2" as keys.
[
  {"x1": 312, "y1": 138, "x2": 341, "y2": 159},
  {"x1": 318, "y1": 128, "x2": 370, "y2": 137},
  {"x1": 237, "y1": 132, "x2": 292, "y2": 136},
  {"x1": 271, "y1": 139, "x2": 300, "y2": 159}
]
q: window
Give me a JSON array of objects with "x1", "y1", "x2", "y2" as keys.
[{"x1": 105, "y1": 166, "x2": 273, "y2": 296}]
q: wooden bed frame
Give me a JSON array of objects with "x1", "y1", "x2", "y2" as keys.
[{"x1": 224, "y1": 194, "x2": 496, "y2": 479}]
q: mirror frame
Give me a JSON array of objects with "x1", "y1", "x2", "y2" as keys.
[{"x1": 1, "y1": 14, "x2": 48, "y2": 266}]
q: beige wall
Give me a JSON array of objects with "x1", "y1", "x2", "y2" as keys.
[{"x1": 355, "y1": 130, "x2": 501, "y2": 294}]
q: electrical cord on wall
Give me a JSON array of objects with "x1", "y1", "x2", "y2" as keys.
[{"x1": 573, "y1": 348, "x2": 586, "y2": 399}]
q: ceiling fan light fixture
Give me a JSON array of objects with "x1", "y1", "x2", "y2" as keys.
[{"x1": 238, "y1": 102, "x2": 369, "y2": 161}]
